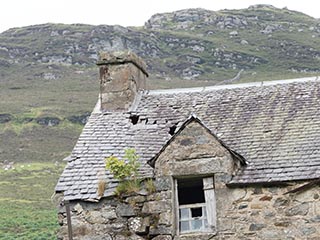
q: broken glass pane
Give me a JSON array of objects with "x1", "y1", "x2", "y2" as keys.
[{"x1": 191, "y1": 207, "x2": 202, "y2": 218}]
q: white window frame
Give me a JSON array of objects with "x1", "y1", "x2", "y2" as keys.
[
  {"x1": 179, "y1": 203, "x2": 208, "y2": 233},
  {"x1": 174, "y1": 176, "x2": 216, "y2": 236}
]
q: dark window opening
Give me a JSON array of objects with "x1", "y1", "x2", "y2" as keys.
[
  {"x1": 153, "y1": 120, "x2": 157, "y2": 124},
  {"x1": 177, "y1": 178, "x2": 205, "y2": 205},
  {"x1": 129, "y1": 115, "x2": 139, "y2": 125}
]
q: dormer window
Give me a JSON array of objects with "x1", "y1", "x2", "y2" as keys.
[{"x1": 175, "y1": 177, "x2": 216, "y2": 235}]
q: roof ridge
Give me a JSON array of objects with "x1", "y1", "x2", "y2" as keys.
[{"x1": 147, "y1": 76, "x2": 320, "y2": 95}]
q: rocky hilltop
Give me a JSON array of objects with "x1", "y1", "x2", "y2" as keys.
[
  {"x1": 0, "y1": 5, "x2": 320, "y2": 163},
  {"x1": 1, "y1": 5, "x2": 320, "y2": 81}
]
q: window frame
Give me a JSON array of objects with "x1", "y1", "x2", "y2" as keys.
[
  {"x1": 179, "y1": 203, "x2": 208, "y2": 233},
  {"x1": 174, "y1": 176, "x2": 216, "y2": 236}
]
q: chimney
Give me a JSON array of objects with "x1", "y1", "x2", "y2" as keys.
[{"x1": 96, "y1": 51, "x2": 148, "y2": 112}]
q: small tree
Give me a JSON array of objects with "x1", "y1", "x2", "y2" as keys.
[{"x1": 105, "y1": 148, "x2": 140, "y2": 181}]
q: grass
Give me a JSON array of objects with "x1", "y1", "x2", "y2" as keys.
[
  {"x1": 0, "y1": 123, "x2": 81, "y2": 163},
  {"x1": 0, "y1": 202, "x2": 58, "y2": 240},
  {"x1": 0, "y1": 162, "x2": 64, "y2": 239},
  {"x1": 115, "y1": 179, "x2": 142, "y2": 196},
  {"x1": 0, "y1": 64, "x2": 98, "y2": 116},
  {"x1": 145, "y1": 179, "x2": 156, "y2": 194}
]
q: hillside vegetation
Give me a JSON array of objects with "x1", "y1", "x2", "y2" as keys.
[{"x1": 0, "y1": 5, "x2": 320, "y2": 238}]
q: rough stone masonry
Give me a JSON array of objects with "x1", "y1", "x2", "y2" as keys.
[{"x1": 57, "y1": 181, "x2": 320, "y2": 240}]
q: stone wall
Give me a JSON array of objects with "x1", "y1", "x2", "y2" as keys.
[
  {"x1": 57, "y1": 179, "x2": 320, "y2": 240},
  {"x1": 216, "y1": 183, "x2": 320, "y2": 240},
  {"x1": 57, "y1": 177, "x2": 174, "y2": 240}
]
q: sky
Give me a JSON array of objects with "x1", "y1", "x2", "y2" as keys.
[{"x1": 1, "y1": 0, "x2": 319, "y2": 33}]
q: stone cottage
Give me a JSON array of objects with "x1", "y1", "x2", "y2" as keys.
[{"x1": 55, "y1": 51, "x2": 320, "y2": 240}]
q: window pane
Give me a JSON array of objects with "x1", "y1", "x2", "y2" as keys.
[
  {"x1": 180, "y1": 221, "x2": 189, "y2": 232},
  {"x1": 180, "y1": 208, "x2": 189, "y2": 220},
  {"x1": 191, "y1": 219, "x2": 203, "y2": 231}
]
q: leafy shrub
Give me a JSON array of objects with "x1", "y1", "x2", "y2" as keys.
[
  {"x1": 105, "y1": 148, "x2": 142, "y2": 196},
  {"x1": 105, "y1": 148, "x2": 140, "y2": 181}
]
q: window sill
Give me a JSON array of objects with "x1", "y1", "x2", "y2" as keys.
[{"x1": 176, "y1": 232, "x2": 217, "y2": 240}]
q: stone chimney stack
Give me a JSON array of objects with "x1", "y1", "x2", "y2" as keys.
[{"x1": 97, "y1": 51, "x2": 148, "y2": 112}]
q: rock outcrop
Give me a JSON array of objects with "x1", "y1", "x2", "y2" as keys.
[{"x1": 1, "y1": 5, "x2": 320, "y2": 82}]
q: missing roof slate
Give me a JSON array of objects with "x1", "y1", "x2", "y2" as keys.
[
  {"x1": 130, "y1": 114, "x2": 140, "y2": 125},
  {"x1": 169, "y1": 124, "x2": 177, "y2": 135}
]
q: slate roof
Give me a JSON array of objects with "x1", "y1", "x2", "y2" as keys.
[{"x1": 55, "y1": 77, "x2": 320, "y2": 201}]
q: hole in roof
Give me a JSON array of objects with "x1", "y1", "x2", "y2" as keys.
[
  {"x1": 169, "y1": 125, "x2": 177, "y2": 136},
  {"x1": 130, "y1": 115, "x2": 139, "y2": 125},
  {"x1": 153, "y1": 120, "x2": 157, "y2": 124},
  {"x1": 145, "y1": 118, "x2": 148, "y2": 124}
]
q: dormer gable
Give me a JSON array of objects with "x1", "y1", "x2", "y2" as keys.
[{"x1": 148, "y1": 115, "x2": 246, "y2": 178}]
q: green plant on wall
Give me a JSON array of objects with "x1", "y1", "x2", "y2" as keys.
[
  {"x1": 105, "y1": 148, "x2": 140, "y2": 181},
  {"x1": 115, "y1": 179, "x2": 142, "y2": 196},
  {"x1": 105, "y1": 148, "x2": 142, "y2": 196},
  {"x1": 145, "y1": 178, "x2": 156, "y2": 194}
]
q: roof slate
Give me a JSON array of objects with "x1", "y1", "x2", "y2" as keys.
[{"x1": 55, "y1": 77, "x2": 320, "y2": 201}]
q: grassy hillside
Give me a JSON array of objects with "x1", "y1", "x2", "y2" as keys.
[{"x1": 0, "y1": 163, "x2": 64, "y2": 239}]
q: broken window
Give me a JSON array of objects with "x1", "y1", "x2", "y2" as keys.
[{"x1": 175, "y1": 177, "x2": 216, "y2": 234}]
